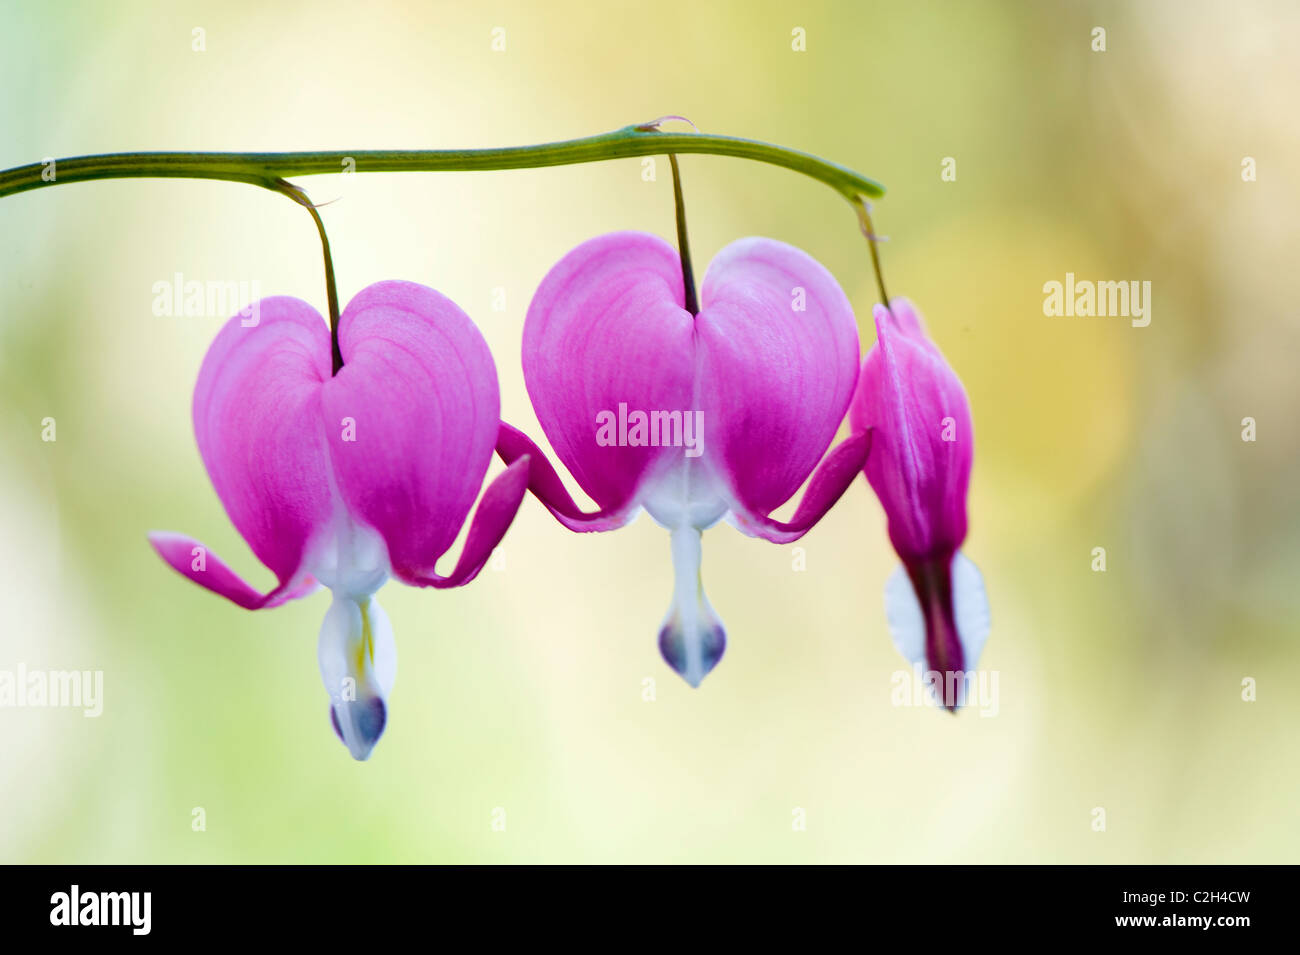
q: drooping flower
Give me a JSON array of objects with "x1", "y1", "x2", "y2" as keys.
[
  {"x1": 498, "y1": 232, "x2": 869, "y2": 686},
  {"x1": 849, "y1": 297, "x2": 989, "y2": 709},
  {"x1": 149, "y1": 281, "x2": 529, "y2": 759}
]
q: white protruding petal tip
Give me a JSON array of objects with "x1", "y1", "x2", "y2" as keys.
[
  {"x1": 883, "y1": 552, "x2": 990, "y2": 709},
  {"x1": 318, "y1": 594, "x2": 396, "y2": 760}
]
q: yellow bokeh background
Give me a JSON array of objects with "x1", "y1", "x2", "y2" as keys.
[{"x1": 1, "y1": 0, "x2": 1297, "y2": 862}]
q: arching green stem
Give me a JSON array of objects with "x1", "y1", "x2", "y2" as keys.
[{"x1": 0, "y1": 124, "x2": 883, "y2": 202}]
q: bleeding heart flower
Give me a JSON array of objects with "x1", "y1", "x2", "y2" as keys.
[
  {"x1": 498, "y1": 232, "x2": 868, "y2": 686},
  {"x1": 849, "y1": 297, "x2": 989, "y2": 709},
  {"x1": 149, "y1": 281, "x2": 529, "y2": 759}
]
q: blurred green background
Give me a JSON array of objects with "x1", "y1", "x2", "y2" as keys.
[{"x1": 1, "y1": 0, "x2": 1297, "y2": 863}]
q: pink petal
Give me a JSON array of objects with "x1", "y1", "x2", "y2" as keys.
[
  {"x1": 496, "y1": 422, "x2": 639, "y2": 532},
  {"x1": 849, "y1": 298, "x2": 972, "y2": 560},
  {"x1": 148, "y1": 531, "x2": 318, "y2": 609},
  {"x1": 522, "y1": 231, "x2": 696, "y2": 515},
  {"x1": 731, "y1": 431, "x2": 871, "y2": 544},
  {"x1": 186, "y1": 297, "x2": 336, "y2": 600},
  {"x1": 695, "y1": 237, "x2": 860, "y2": 517},
  {"x1": 406, "y1": 455, "x2": 530, "y2": 588},
  {"x1": 320, "y1": 281, "x2": 501, "y2": 585}
]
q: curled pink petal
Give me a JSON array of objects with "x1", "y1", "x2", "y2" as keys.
[
  {"x1": 731, "y1": 430, "x2": 871, "y2": 544},
  {"x1": 696, "y1": 237, "x2": 860, "y2": 518},
  {"x1": 320, "y1": 281, "x2": 501, "y2": 582},
  {"x1": 496, "y1": 422, "x2": 639, "y2": 532},
  {"x1": 522, "y1": 231, "x2": 696, "y2": 514},
  {"x1": 405, "y1": 455, "x2": 530, "y2": 589},
  {"x1": 147, "y1": 531, "x2": 318, "y2": 610}
]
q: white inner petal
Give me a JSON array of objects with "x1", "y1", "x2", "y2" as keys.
[
  {"x1": 308, "y1": 507, "x2": 391, "y2": 597},
  {"x1": 306, "y1": 483, "x2": 395, "y2": 760},
  {"x1": 884, "y1": 562, "x2": 926, "y2": 669},
  {"x1": 658, "y1": 524, "x2": 726, "y2": 687},
  {"x1": 641, "y1": 457, "x2": 729, "y2": 531},
  {"x1": 884, "y1": 550, "x2": 991, "y2": 705},
  {"x1": 638, "y1": 458, "x2": 731, "y2": 686},
  {"x1": 317, "y1": 593, "x2": 396, "y2": 761}
]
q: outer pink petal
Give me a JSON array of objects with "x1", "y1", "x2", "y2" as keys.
[
  {"x1": 405, "y1": 456, "x2": 530, "y2": 589},
  {"x1": 522, "y1": 231, "x2": 696, "y2": 514},
  {"x1": 148, "y1": 532, "x2": 319, "y2": 609},
  {"x1": 320, "y1": 281, "x2": 500, "y2": 585},
  {"x1": 849, "y1": 298, "x2": 972, "y2": 560},
  {"x1": 183, "y1": 297, "x2": 335, "y2": 602},
  {"x1": 495, "y1": 422, "x2": 639, "y2": 532},
  {"x1": 732, "y1": 431, "x2": 871, "y2": 544},
  {"x1": 695, "y1": 237, "x2": 860, "y2": 518}
]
